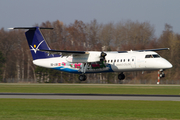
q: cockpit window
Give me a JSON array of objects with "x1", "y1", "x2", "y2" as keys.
[
  {"x1": 145, "y1": 55, "x2": 152, "y2": 58},
  {"x1": 152, "y1": 54, "x2": 160, "y2": 58},
  {"x1": 145, "y1": 54, "x2": 161, "y2": 58}
]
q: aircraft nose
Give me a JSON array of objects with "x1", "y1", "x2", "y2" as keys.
[
  {"x1": 159, "y1": 59, "x2": 173, "y2": 69},
  {"x1": 165, "y1": 61, "x2": 173, "y2": 69}
]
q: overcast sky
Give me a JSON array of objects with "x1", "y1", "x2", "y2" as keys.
[{"x1": 0, "y1": 0, "x2": 180, "y2": 37}]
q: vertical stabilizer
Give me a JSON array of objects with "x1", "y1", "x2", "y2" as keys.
[
  {"x1": 25, "y1": 27, "x2": 54, "y2": 60},
  {"x1": 11, "y1": 27, "x2": 60, "y2": 60}
]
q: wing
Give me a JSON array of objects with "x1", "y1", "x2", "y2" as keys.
[
  {"x1": 39, "y1": 48, "x2": 169, "y2": 56},
  {"x1": 137, "y1": 48, "x2": 170, "y2": 52},
  {"x1": 38, "y1": 48, "x2": 169, "y2": 63},
  {"x1": 118, "y1": 48, "x2": 170, "y2": 53},
  {"x1": 38, "y1": 49, "x2": 89, "y2": 56}
]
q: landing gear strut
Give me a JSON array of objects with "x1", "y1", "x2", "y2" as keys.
[
  {"x1": 157, "y1": 69, "x2": 165, "y2": 84},
  {"x1": 78, "y1": 63, "x2": 87, "y2": 81},
  {"x1": 118, "y1": 72, "x2": 125, "y2": 80}
]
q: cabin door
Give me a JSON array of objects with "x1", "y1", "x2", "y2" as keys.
[{"x1": 131, "y1": 56, "x2": 136, "y2": 68}]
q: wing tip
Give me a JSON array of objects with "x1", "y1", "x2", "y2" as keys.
[{"x1": 8, "y1": 28, "x2": 14, "y2": 30}]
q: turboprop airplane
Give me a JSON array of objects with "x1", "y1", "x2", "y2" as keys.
[{"x1": 10, "y1": 27, "x2": 172, "y2": 81}]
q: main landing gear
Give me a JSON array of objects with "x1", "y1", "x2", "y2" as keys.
[
  {"x1": 79, "y1": 74, "x2": 87, "y2": 81},
  {"x1": 79, "y1": 73, "x2": 126, "y2": 81},
  {"x1": 79, "y1": 73, "x2": 125, "y2": 81},
  {"x1": 78, "y1": 62, "x2": 126, "y2": 81},
  {"x1": 78, "y1": 63, "x2": 87, "y2": 81},
  {"x1": 118, "y1": 72, "x2": 125, "y2": 80}
]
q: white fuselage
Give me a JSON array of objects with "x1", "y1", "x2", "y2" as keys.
[{"x1": 33, "y1": 51, "x2": 172, "y2": 74}]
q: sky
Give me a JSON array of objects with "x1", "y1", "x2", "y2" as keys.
[{"x1": 0, "y1": 0, "x2": 180, "y2": 37}]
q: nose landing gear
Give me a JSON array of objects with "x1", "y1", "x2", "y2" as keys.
[
  {"x1": 159, "y1": 69, "x2": 165, "y2": 78},
  {"x1": 157, "y1": 69, "x2": 165, "y2": 84}
]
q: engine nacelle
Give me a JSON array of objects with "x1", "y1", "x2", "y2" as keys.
[{"x1": 66, "y1": 51, "x2": 101, "y2": 63}]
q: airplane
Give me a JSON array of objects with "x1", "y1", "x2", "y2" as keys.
[{"x1": 9, "y1": 27, "x2": 173, "y2": 81}]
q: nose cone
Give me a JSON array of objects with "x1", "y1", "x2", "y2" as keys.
[
  {"x1": 164, "y1": 61, "x2": 173, "y2": 69},
  {"x1": 157, "y1": 58, "x2": 173, "y2": 69}
]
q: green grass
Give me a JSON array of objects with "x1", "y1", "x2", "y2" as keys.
[
  {"x1": 0, "y1": 84, "x2": 180, "y2": 120},
  {"x1": 0, "y1": 83, "x2": 180, "y2": 95},
  {"x1": 0, "y1": 99, "x2": 180, "y2": 120}
]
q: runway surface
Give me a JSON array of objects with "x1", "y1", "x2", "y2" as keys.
[{"x1": 0, "y1": 93, "x2": 180, "y2": 101}]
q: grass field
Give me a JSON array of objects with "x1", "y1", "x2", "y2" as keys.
[
  {"x1": 0, "y1": 99, "x2": 180, "y2": 120},
  {"x1": 0, "y1": 84, "x2": 180, "y2": 120},
  {"x1": 0, "y1": 83, "x2": 180, "y2": 95}
]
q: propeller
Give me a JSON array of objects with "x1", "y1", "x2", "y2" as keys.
[{"x1": 100, "y1": 52, "x2": 107, "y2": 62}]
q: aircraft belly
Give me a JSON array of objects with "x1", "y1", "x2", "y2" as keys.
[
  {"x1": 52, "y1": 62, "x2": 114, "y2": 74},
  {"x1": 53, "y1": 67, "x2": 113, "y2": 74}
]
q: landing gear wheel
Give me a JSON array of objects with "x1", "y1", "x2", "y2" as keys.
[
  {"x1": 160, "y1": 72, "x2": 165, "y2": 78},
  {"x1": 118, "y1": 73, "x2": 125, "y2": 80},
  {"x1": 79, "y1": 75, "x2": 87, "y2": 81}
]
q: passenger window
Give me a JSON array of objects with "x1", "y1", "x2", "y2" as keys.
[
  {"x1": 124, "y1": 59, "x2": 125, "y2": 62},
  {"x1": 117, "y1": 59, "x2": 119, "y2": 62},
  {"x1": 121, "y1": 59, "x2": 122, "y2": 62},
  {"x1": 111, "y1": 60, "x2": 113, "y2": 63},
  {"x1": 108, "y1": 60, "x2": 110, "y2": 63},
  {"x1": 132, "y1": 59, "x2": 134, "y2": 61},
  {"x1": 114, "y1": 60, "x2": 116, "y2": 62},
  {"x1": 128, "y1": 59, "x2": 130, "y2": 62}
]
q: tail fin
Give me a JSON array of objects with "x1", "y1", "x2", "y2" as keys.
[{"x1": 12, "y1": 27, "x2": 59, "y2": 60}]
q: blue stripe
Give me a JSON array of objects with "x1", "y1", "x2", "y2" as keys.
[{"x1": 51, "y1": 64, "x2": 114, "y2": 74}]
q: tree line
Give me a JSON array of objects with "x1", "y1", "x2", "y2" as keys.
[{"x1": 0, "y1": 20, "x2": 179, "y2": 83}]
